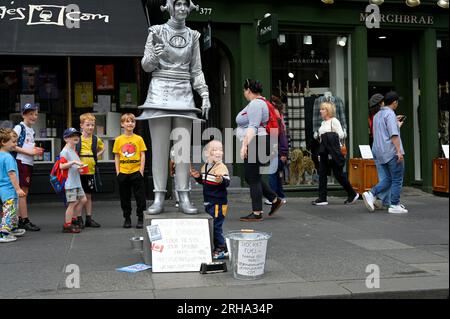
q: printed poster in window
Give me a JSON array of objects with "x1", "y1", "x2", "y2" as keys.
[
  {"x1": 0, "y1": 70, "x2": 18, "y2": 89},
  {"x1": 119, "y1": 83, "x2": 138, "y2": 108},
  {"x1": 95, "y1": 65, "x2": 114, "y2": 90},
  {"x1": 22, "y1": 65, "x2": 40, "y2": 93},
  {"x1": 75, "y1": 82, "x2": 93, "y2": 108},
  {"x1": 38, "y1": 73, "x2": 58, "y2": 99}
]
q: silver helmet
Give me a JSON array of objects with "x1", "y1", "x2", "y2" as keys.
[{"x1": 160, "y1": 0, "x2": 199, "y2": 16}]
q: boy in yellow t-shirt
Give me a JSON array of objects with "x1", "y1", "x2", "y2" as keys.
[
  {"x1": 113, "y1": 113, "x2": 147, "y2": 229},
  {"x1": 76, "y1": 113, "x2": 104, "y2": 229}
]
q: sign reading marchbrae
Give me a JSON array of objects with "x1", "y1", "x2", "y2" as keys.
[{"x1": 360, "y1": 12, "x2": 434, "y2": 25}]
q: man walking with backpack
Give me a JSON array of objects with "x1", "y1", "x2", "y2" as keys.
[{"x1": 236, "y1": 79, "x2": 284, "y2": 222}]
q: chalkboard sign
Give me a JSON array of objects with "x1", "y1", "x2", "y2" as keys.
[{"x1": 150, "y1": 219, "x2": 212, "y2": 273}]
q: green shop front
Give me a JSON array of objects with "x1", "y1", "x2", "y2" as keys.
[{"x1": 187, "y1": 0, "x2": 449, "y2": 194}]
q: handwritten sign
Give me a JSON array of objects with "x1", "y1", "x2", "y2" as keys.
[
  {"x1": 151, "y1": 219, "x2": 212, "y2": 273},
  {"x1": 359, "y1": 145, "x2": 374, "y2": 159},
  {"x1": 237, "y1": 239, "x2": 268, "y2": 277}
]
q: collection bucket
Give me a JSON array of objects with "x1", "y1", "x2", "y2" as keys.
[
  {"x1": 224, "y1": 230, "x2": 272, "y2": 280},
  {"x1": 130, "y1": 236, "x2": 144, "y2": 252}
]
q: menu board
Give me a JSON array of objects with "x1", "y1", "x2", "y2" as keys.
[{"x1": 149, "y1": 219, "x2": 212, "y2": 273}]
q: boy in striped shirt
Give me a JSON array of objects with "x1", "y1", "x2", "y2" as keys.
[{"x1": 191, "y1": 140, "x2": 230, "y2": 259}]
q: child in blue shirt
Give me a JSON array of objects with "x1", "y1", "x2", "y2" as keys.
[{"x1": 0, "y1": 128, "x2": 26, "y2": 243}]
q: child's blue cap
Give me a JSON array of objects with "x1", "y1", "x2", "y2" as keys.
[
  {"x1": 21, "y1": 103, "x2": 38, "y2": 114},
  {"x1": 63, "y1": 128, "x2": 82, "y2": 138}
]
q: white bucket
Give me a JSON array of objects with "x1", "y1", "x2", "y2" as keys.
[{"x1": 225, "y1": 230, "x2": 272, "y2": 280}]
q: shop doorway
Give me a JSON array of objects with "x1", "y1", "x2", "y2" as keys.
[{"x1": 368, "y1": 29, "x2": 417, "y2": 184}]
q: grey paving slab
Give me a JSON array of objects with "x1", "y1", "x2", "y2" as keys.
[
  {"x1": 64, "y1": 251, "x2": 144, "y2": 272},
  {"x1": 154, "y1": 281, "x2": 351, "y2": 299},
  {"x1": 151, "y1": 272, "x2": 224, "y2": 290},
  {"x1": 346, "y1": 239, "x2": 415, "y2": 250},
  {"x1": 216, "y1": 258, "x2": 306, "y2": 286},
  {"x1": 24, "y1": 289, "x2": 155, "y2": 299},
  {"x1": 338, "y1": 275, "x2": 449, "y2": 298},
  {"x1": 379, "y1": 249, "x2": 448, "y2": 264},
  {"x1": 0, "y1": 263, "x2": 63, "y2": 299},
  {"x1": 409, "y1": 263, "x2": 449, "y2": 276},
  {"x1": 55, "y1": 270, "x2": 154, "y2": 294}
]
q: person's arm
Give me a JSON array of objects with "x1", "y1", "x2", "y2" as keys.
[
  {"x1": 332, "y1": 118, "x2": 345, "y2": 140},
  {"x1": 391, "y1": 136, "x2": 404, "y2": 162},
  {"x1": 190, "y1": 30, "x2": 210, "y2": 119},
  {"x1": 140, "y1": 151, "x2": 145, "y2": 176},
  {"x1": 114, "y1": 153, "x2": 120, "y2": 176},
  {"x1": 141, "y1": 27, "x2": 164, "y2": 73},
  {"x1": 8, "y1": 171, "x2": 26, "y2": 197},
  {"x1": 60, "y1": 160, "x2": 82, "y2": 170},
  {"x1": 241, "y1": 101, "x2": 263, "y2": 159}
]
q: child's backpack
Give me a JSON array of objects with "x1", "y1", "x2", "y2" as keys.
[
  {"x1": 49, "y1": 156, "x2": 68, "y2": 194},
  {"x1": 257, "y1": 97, "x2": 280, "y2": 136},
  {"x1": 11, "y1": 123, "x2": 28, "y2": 158}
]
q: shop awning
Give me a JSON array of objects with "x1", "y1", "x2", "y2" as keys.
[{"x1": 0, "y1": 0, "x2": 149, "y2": 56}]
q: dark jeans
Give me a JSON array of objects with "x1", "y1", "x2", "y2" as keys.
[
  {"x1": 205, "y1": 203, "x2": 227, "y2": 250},
  {"x1": 117, "y1": 172, "x2": 146, "y2": 219},
  {"x1": 269, "y1": 158, "x2": 286, "y2": 199},
  {"x1": 318, "y1": 155, "x2": 356, "y2": 200},
  {"x1": 244, "y1": 136, "x2": 277, "y2": 212}
]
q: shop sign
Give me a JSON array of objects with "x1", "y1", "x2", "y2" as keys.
[
  {"x1": 257, "y1": 14, "x2": 278, "y2": 45},
  {"x1": 360, "y1": 12, "x2": 434, "y2": 25},
  {"x1": 289, "y1": 58, "x2": 331, "y2": 65},
  {"x1": 0, "y1": 3, "x2": 109, "y2": 28}
]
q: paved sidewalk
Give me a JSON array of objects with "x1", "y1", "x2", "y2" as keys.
[{"x1": 1, "y1": 188, "x2": 448, "y2": 299}]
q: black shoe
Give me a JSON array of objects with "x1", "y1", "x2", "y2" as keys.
[
  {"x1": 344, "y1": 193, "x2": 360, "y2": 205},
  {"x1": 85, "y1": 217, "x2": 101, "y2": 228},
  {"x1": 77, "y1": 216, "x2": 85, "y2": 229},
  {"x1": 123, "y1": 218, "x2": 132, "y2": 229},
  {"x1": 240, "y1": 212, "x2": 263, "y2": 222},
  {"x1": 311, "y1": 198, "x2": 328, "y2": 206},
  {"x1": 268, "y1": 198, "x2": 284, "y2": 216},
  {"x1": 20, "y1": 219, "x2": 41, "y2": 231},
  {"x1": 136, "y1": 219, "x2": 143, "y2": 229}
]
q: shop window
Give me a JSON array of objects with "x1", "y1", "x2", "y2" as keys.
[
  {"x1": 437, "y1": 38, "x2": 449, "y2": 149},
  {"x1": 0, "y1": 56, "x2": 143, "y2": 164},
  {"x1": 271, "y1": 33, "x2": 351, "y2": 186}
]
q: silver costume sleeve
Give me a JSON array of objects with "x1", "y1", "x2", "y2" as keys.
[
  {"x1": 190, "y1": 31, "x2": 209, "y2": 97},
  {"x1": 141, "y1": 29, "x2": 159, "y2": 73}
]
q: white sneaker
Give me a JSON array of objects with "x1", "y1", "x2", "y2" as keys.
[
  {"x1": 388, "y1": 205, "x2": 408, "y2": 214},
  {"x1": 362, "y1": 191, "x2": 375, "y2": 212},
  {"x1": 264, "y1": 199, "x2": 273, "y2": 205},
  {"x1": 0, "y1": 234, "x2": 18, "y2": 243},
  {"x1": 11, "y1": 228, "x2": 26, "y2": 237}
]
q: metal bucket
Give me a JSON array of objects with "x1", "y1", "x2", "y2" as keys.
[
  {"x1": 224, "y1": 230, "x2": 272, "y2": 280},
  {"x1": 130, "y1": 236, "x2": 144, "y2": 252}
]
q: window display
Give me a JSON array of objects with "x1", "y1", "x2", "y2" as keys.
[{"x1": 272, "y1": 33, "x2": 351, "y2": 186}]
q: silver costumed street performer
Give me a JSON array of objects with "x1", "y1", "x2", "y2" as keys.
[{"x1": 137, "y1": 0, "x2": 210, "y2": 215}]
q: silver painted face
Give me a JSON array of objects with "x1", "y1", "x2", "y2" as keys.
[{"x1": 173, "y1": 0, "x2": 189, "y2": 21}]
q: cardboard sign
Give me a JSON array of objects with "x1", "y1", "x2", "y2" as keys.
[
  {"x1": 443, "y1": 145, "x2": 449, "y2": 159},
  {"x1": 359, "y1": 145, "x2": 374, "y2": 159},
  {"x1": 150, "y1": 219, "x2": 212, "y2": 273},
  {"x1": 237, "y1": 239, "x2": 268, "y2": 277}
]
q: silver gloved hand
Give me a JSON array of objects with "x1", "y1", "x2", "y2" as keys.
[{"x1": 201, "y1": 96, "x2": 211, "y2": 120}]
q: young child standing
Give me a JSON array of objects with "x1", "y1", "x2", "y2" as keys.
[
  {"x1": 14, "y1": 103, "x2": 43, "y2": 232},
  {"x1": 75, "y1": 113, "x2": 104, "y2": 228},
  {"x1": 113, "y1": 114, "x2": 147, "y2": 229},
  {"x1": 191, "y1": 140, "x2": 230, "y2": 259},
  {"x1": 0, "y1": 128, "x2": 27, "y2": 243},
  {"x1": 60, "y1": 128, "x2": 88, "y2": 234}
]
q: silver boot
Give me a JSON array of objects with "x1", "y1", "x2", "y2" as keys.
[
  {"x1": 147, "y1": 191, "x2": 166, "y2": 215},
  {"x1": 178, "y1": 191, "x2": 198, "y2": 215}
]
